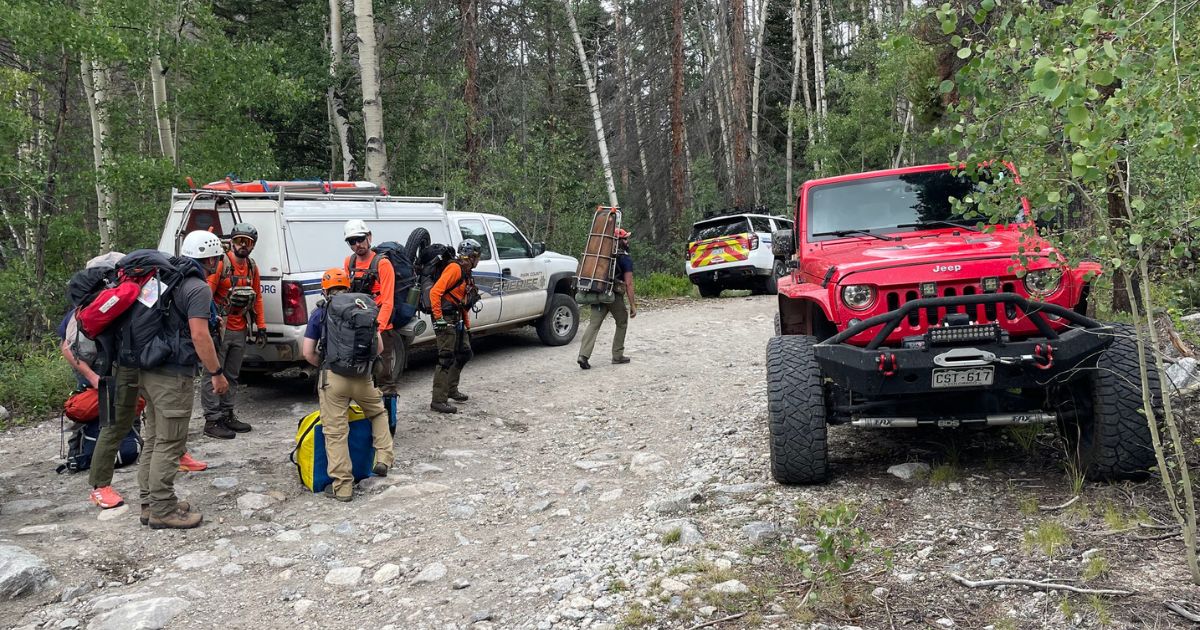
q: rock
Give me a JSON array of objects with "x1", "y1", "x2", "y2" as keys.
[
  {"x1": 96, "y1": 505, "x2": 129, "y2": 522},
  {"x1": 649, "y1": 488, "x2": 703, "y2": 514},
  {"x1": 87, "y1": 596, "x2": 189, "y2": 630},
  {"x1": 371, "y1": 483, "x2": 450, "y2": 501},
  {"x1": 710, "y1": 580, "x2": 749, "y2": 595},
  {"x1": 529, "y1": 500, "x2": 555, "y2": 513},
  {"x1": 0, "y1": 545, "x2": 55, "y2": 599},
  {"x1": 571, "y1": 480, "x2": 592, "y2": 494},
  {"x1": 324, "y1": 567, "x2": 363, "y2": 586},
  {"x1": 275, "y1": 531, "x2": 303, "y2": 542},
  {"x1": 713, "y1": 482, "x2": 765, "y2": 496},
  {"x1": 654, "y1": 520, "x2": 704, "y2": 545},
  {"x1": 310, "y1": 542, "x2": 334, "y2": 559},
  {"x1": 1, "y1": 499, "x2": 51, "y2": 515},
  {"x1": 895, "y1": 572, "x2": 918, "y2": 583},
  {"x1": 0, "y1": 406, "x2": 8, "y2": 421},
  {"x1": 220, "y1": 564, "x2": 243, "y2": 576},
  {"x1": 1183, "y1": 312, "x2": 1200, "y2": 323},
  {"x1": 448, "y1": 504, "x2": 476, "y2": 519},
  {"x1": 293, "y1": 599, "x2": 314, "y2": 615},
  {"x1": 236, "y1": 493, "x2": 277, "y2": 511},
  {"x1": 742, "y1": 521, "x2": 778, "y2": 544},
  {"x1": 60, "y1": 583, "x2": 93, "y2": 603},
  {"x1": 1167, "y1": 357, "x2": 1200, "y2": 391},
  {"x1": 598, "y1": 489, "x2": 623, "y2": 502},
  {"x1": 411, "y1": 562, "x2": 447, "y2": 585},
  {"x1": 871, "y1": 587, "x2": 889, "y2": 601},
  {"x1": 59, "y1": 619, "x2": 80, "y2": 629},
  {"x1": 333, "y1": 521, "x2": 355, "y2": 536},
  {"x1": 660, "y1": 578, "x2": 689, "y2": 593},
  {"x1": 935, "y1": 619, "x2": 955, "y2": 628},
  {"x1": 452, "y1": 579, "x2": 471, "y2": 590},
  {"x1": 470, "y1": 610, "x2": 493, "y2": 623},
  {"x1": 373, "y1": 564, "x2": 401, "y2": 584},
  {"x1": 268, "y1": 556, "x2": 297, "y2": 568},
  {"x1": 173, "y1": 551, "x2": 218, "y2": 570},
  {"x1": 593, "y1": 595, "x2": 614, "y2": 610},
  {"x1": 887, "y1": 462, "x2": 931, "y2": 480},
  {"x1": 16, "y1": 524, "x2": 59, "y2": 536},
  {"x1": 210, "y1": 477, "x2": 238, "y2": 489},
  {"x1": 573, "y1": 460, "x2": 615, "y2": 471},
  {"x1": 630, "y1": 452, "x2": 669, "y2": 475},
  {"x1": 413, "y1": 463, "x2": 444, "y2": 475}
]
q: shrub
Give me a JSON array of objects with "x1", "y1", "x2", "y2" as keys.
[
  {"x1": 0, "y1": 339, "x2": 74, "y2": 429},
  {"x1": 636, "y1": 272, "x2": 694, "y2": 298}
]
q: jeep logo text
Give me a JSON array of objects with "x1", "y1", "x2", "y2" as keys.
[{"x1": 932, "y1": 264, "x2": 962, "y2": 273}]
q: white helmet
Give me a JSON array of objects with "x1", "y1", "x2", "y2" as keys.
[
  {"x1": 181, "y1": 230, "x2": 223, "y2": 259},
  {"x1": 343, "y1": 219, "x2": 370, "y2": 240}
]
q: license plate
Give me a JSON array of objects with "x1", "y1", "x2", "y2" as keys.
[{"x1": 932, "y1": 367, "x2": 994, "y2": 388}]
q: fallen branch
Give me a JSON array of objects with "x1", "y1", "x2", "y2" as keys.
[
  {"x1": 685, "y1": 612, "x2": 748, "y2": 630},
  {"x1": 1134, "y1": 530, "x2": 1181, "y2": 541},
  {"x1": 949, "y1": 573, "x2": 1135, "y2": 596},
  {"x1": 1165, "y1": 600, "x2": 1200, "y2": 623},
  {"x1": 1039, "y1": 496, "x2": 1079, "y2": 511},
  {"x1": 1166, "y1": 326, "x2": 1193, "y2": 358}
]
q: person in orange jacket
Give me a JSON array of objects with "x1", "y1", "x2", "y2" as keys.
[
  {"x1": 202, "y1": 222, "x2": 265, "y2": 439},
  {"x1": 429, "y1": 239, "x2": 482, "y2": 414},
  {"x1": 342, "y1": 220, "x2": 400, "y2": 424}
]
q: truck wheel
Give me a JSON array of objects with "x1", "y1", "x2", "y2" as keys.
[
  {"x1": 766, "y1": 335, "x2": 829, "y2": 484},
  {"x1": 698, "y1": 283, "x2": 722, "y2": 298},
  {"x1": 764, "y1": 259, "x2": 785, "y2": 295},
  {"x1": 536, "y1": 293, "x2": 578, "y2": 346},
  {"x1": 773, "y1": 313, "x2": 781, "y2": 336},
  {"x1": 1068, "y1": 323, "x2": 1158, "y2": 480},
  {"x1": 391, "y1": 335, "x2": 409, "y2": 381},
  {"x1": 405, "y1": 227, "x2": 431, "y2": 261}
]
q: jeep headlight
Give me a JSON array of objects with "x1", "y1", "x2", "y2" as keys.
[
  {"x1": 840, "y1": 284, "x2": 876, "y2": 311},
  {"x1": 1023, "y1": 268, "x2": 1063, "y2": 297}
]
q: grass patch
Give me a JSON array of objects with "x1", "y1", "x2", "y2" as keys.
[
  {"x1": 1089, "y1": 595, "x2": 1113, "y2": 626},
  {"x1": 661, "y1": 528, "x2": 682, "y2": 545},
  {"x1": 0, "y1": 341, "x2": 75, "y2": 429},
  {"x1": 620, "y1": 604, "x2": 656, "y2": 628},
  {"x1": 608, "y1": 579, "x2": 629, "y2": 593},
  {"x1": 929, "y1": 464, "x2": 961, "y2": 485},
  {"x1": 636, "y1": 272, "x2": 694, "y2": 298},
  {"x1": 1006, "y1": 424, "x2": 1043, "y2": 454},
  {"x1": 1024, "y1": 521, "x2": 1071, "y2": 557},
  {"x1": 1082, "y1": 554, "x2": 1110, "y2": 582},
  {"x1": 1019, "y1": 497, "x2": 1040, "y2": 516}
]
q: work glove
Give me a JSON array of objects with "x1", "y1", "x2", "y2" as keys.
[
  {"x1": 254, "y1": 330, "x2": 268, "y2": 347},
  {"x1": 433, "y1": 318, "x2": 448, "y2": 332}
]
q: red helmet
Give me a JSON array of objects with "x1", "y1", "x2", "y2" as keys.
[{"x1": 615, "y1": 228, "x2": 631, "y2": 239}]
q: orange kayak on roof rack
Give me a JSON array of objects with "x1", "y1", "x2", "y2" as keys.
[{"x1": 201, "y1": 179, "x2": 385, "y2": 195}]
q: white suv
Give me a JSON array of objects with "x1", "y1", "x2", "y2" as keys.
[
  {"x1": 685, "y1": 212, "x2": 792, "y2": 297},
  {"x1": 157, "y1": 183, "x2": 580, "y2": 378}
]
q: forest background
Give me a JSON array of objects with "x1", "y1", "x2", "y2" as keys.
[{"x1": 0, "y1": 0, "x2": 1196, "y2": 422}]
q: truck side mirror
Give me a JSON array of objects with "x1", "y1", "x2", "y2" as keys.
[
  {"x1": 771, "y1": 229, "x2": 794, "y2": 259},
  {"x1": 532, "y1": 242, "x2": 546, "y2": 257},
  {"x1": 786, "y1": 259, "x2": 799, "y2": 270}
]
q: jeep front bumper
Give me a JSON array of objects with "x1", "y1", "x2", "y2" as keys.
[{"x1": 813, "y1": 294, "x2": 1112, "y2": 397}]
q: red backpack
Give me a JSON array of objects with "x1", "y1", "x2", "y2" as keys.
[{"x1": 75, "y1": 251, "x2": 174, "y2": 339}]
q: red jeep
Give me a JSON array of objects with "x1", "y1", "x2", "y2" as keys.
[{"x1": 768, "y1": 163, "x2": 1159, "y2": 484}]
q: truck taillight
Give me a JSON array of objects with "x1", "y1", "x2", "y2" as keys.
[
  {"x1": 282, "y1": 281, "x2": 308, "y2": 326},
  {"x1": 748, "y1": 234, "x2": 760, "y2": 250}
]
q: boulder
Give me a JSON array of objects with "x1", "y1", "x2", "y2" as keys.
[
  {"x1": 0, "y1": 545, "x2": 55, "y2": 599},
  {"x1": 87, "y1": 597, "x2": 189, "y2": 630}
]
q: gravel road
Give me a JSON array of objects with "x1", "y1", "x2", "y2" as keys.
[{"x1": 1, "y1": 295, "x2": 1196, "y2": 629}]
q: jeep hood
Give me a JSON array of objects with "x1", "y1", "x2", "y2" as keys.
[{"x1": 803, "y1": 227, "x2": 1057, "y2": 279}]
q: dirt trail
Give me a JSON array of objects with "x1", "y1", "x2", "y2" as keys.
[{"x1": 1, "y1": 296, "x2": 1195, "y2": 629}]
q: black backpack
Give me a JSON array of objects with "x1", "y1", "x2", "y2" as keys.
[
  {"x1": 345, "y1": 243, "x2": 417, "y2": 327},
  {"x1": 319, "y1": 292, "x2": 380, "y2": 377},
  {"x1": 57, "y1": 417, "x2": 142, "y2": 474},
  {"x1": 415, "y1": 244, "x2": 458, "y2": 315},
  {"x1": 116, "y1": 251, "x2": 203, "y2": 370}
]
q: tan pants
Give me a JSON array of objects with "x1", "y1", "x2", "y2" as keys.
[
  {"x1": 318, "y1": 370, "x2": 394, "y2": 498},
  {"x1": 137, "y1": 369, "x2": 193, "y2": 518},
  {"x1": 578, "y1": 291, "x2": 628, "y2": 361}
]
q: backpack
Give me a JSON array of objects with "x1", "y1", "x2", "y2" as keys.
[
  {"x1": 319, "y1": 292, "x2": 379, "y2": 377},
  {"x1": 63, "y1": 387, "x2": 147, "y2": 423},
  {"x1": 289, "y1": 405, "x2": 378, "y2": 492},
  {"x1": 57, "y1": 415, "x2": 142, "y2": 474},
  {"x1": 345, "y1": 243, "x2": 417, "y2": 327},
  {"x1": 215, "y1": 253, "x2": 258, "y2": 314},
  {"x1": 74, "y1": 255, "x2": 172, "y2": 340},
  {"x1": 414, "y1": 244, "x2": 458, "y2": 315},
  {"x1": 115, "y1": 251, "x2": 203, "y2": 370},
  {"x1": 64, "y1": 313, "x2": 101, "y2": 373}
]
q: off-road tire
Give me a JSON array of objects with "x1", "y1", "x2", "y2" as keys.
[
  {"x1": 698, "y1": 283, "x2": 722, "y2": 298},
  {"x1": 404, "y1": 227, "x2": 431, "y2": 261},
  {"x1": 536, "y1": 293, "x2": 579, "y2": 346},
  {"x1": 764, "y1": 259, "x2": 785, "y2": 295},
  {"x1": 1071, "y1": 323, "x2": 1158, "y2": 480},
  {"x1": 773, "y1": 312, "x2": 781, "y2": 336},
  {"x1": 766, "y1": 335, "x2": 829, "y2": 484}
]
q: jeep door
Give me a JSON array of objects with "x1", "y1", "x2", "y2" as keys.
[
  {"x1": 455, "y1": 218, "x2": 502, "y2": 328},
  {"x1": 487, "y1": 218, "x2": 545, "y2": 321}
]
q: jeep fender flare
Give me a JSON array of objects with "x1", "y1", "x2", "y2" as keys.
[
  {"x1": 541, "y1": 272, "x2": 576, "y2": 315},
  {"x1": 776, "y1": 280, "x2": 837, "y2": 338}
]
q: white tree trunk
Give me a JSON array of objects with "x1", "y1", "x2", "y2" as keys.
[
  {"x1": 353, "y1": 0, "x2": 388, "y2": 189},
  {"x1": 893, "y1": 99, "x2": 913, "y2": 168},
  {"x1": 749, "y1": 0, "x2": 770, "y2": 205},
  {"x1": 695, "y1": 6, "x2": 734, "y2": 191},
  {"x1": 329, "y1": 0, "x2": 357, "y2": 179},
  {"x1": 811, "y1": 0, "x2": 827, "y2": 174},
  {"x1": 81, "y1": 56, "x2": 114, "y2": 252},
  {"x1": 565, "y1": 0, "x2": 619, "y2": 208},
  {"x1": 150, "y1": 37, "x2": 176, "y2": 165},
  {"x1": 630, "y1": 86, "x2": 655, "y2": 236},
  {"x1": 785, "y1": 0, "x2": 801, "y2": 204}
]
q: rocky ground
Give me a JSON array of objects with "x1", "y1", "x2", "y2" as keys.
[{"x1": 2, "y1": 295, "x2": 1199, "y2": 630}]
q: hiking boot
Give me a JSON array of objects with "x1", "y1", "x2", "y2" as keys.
[
  {"x1": 373, "y1": 462, "x2": 390, "y2": 477},
  {"x1": 141, "y1": 500, "x2": 191, "y2": 526},
  {"x1": 147, "y1": 506, "x2": 202, "y2": 530},
  {"x1": 89, "y1": 486, "x2": 124, "y2": 509},
  {"x1": 429, "y1": 401, "x2": 458, "y2": 414},
  {"x1": 223, "y1": 412, "x2": 252, "y2": 433},
  {"x1": 323, "y1": 486, "x2": 352, "y2": 503},
  {"x1": 612, "y1": 356, "x2": 631, "y2": 365},
  {"x1": 204, "y1": 420, "x2": 235, "y2": 440},
  {"x1": 577, "y1": 357, "x2": 591, "y2": 370},
  {"x1": 449, "y1": 390, "x2": 469, "y2": 402},
  {"x1": 178, "y1": 452, "x2": 208, "y2": 472}
]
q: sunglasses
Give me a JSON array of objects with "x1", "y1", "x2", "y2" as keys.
[
  {"x1": 232, "y1": 237, "x2": 254, "y2": 247},
  {"x1": 345, "y1": 236, "x2": 367, "y2": 246}
]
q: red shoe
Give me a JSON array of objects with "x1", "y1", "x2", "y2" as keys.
[
  {"x1": 178, "y1": 452, "x2": 208, "y2": 472},
  {"x1": 89, "y1": 486, "x2": 124, "y2": 509}
]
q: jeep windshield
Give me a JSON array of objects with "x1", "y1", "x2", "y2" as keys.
[
  {"x1": 807, "y1": 170, "x2": 989, "y2": 241},
  {"x1": 690, "y1": 216, "x2": 751, "y2": 242}
]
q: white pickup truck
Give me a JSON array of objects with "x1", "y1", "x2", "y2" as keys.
[{"x1": 156, "y1": 182, "x2": 580, "y2": 378}]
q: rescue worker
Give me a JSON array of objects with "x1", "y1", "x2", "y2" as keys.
[
  {"x1": 133, "y1": 230, "x2": 228, "y2": 529},
  {"x1": 300, "y1": 268, "x2": 394, "y2": 502},
  {"x1": 202, "y1": 222, "x2": 266, "y2": 439},
  {"x1": 577, "y1": 228, "x2": 637, "y2": 369},
  {"x1": 429, "y1": 239, "x2": 482, "y2": 414},
  {"x1": 342, "y1": 219, "x2": 400, "y2": 426}
]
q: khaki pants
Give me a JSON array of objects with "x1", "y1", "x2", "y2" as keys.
[
  {"x1": 431, "y1": 312, "x2": 469, "y2": 404},
  {"x1": 136, "y1": 369, "x2": 193, "y2": 518},
  {"x1": 200, "y1": 327, "x2": 246, "y2": 422},
  {"x1": 373, "y1": 328, "x2": 400, "y2": 396},
  {"x1": 318, "y1": 370, "x2": 394, "y2": 498},
  {"x1": 88, "y1": 365, "x2": 140, "y2": 488},
  {"x1": 578, "y1": 291, "x2": 628, "y2": 361}
]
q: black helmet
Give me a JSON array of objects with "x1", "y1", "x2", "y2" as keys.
[
  {"x1": 458, "y1": 238, "x2": 482, "y2": 257},
  {"x1": 230, "y1": 222, "x2": 258, "y2": 242}
]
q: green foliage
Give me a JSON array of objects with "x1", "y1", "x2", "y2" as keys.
[
  {"x1": 1006, "y1": 423, "x2": 1043, "y2": 455},
  {"x1": 660, "y1": 527, "x2": 682, "y2": 545},
  {"x1": 787, "y1": 502, "x2": 871, "y2": 585},
  {"x1": 1082, "y1": 554, "x2": 1110, "y2": 582},
  {"x1": 929, "y1": 463, "x2": 960, "y2": 485},
  {"x1": 636, "y1": 272, "x2": 693, "y2": 299},
  {"x1": 1024, "y1": 520, "x2": 1071, "y2": 557},
  {"x1": 0, "y1": 340, "x2": 74, "y2": 428}
]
